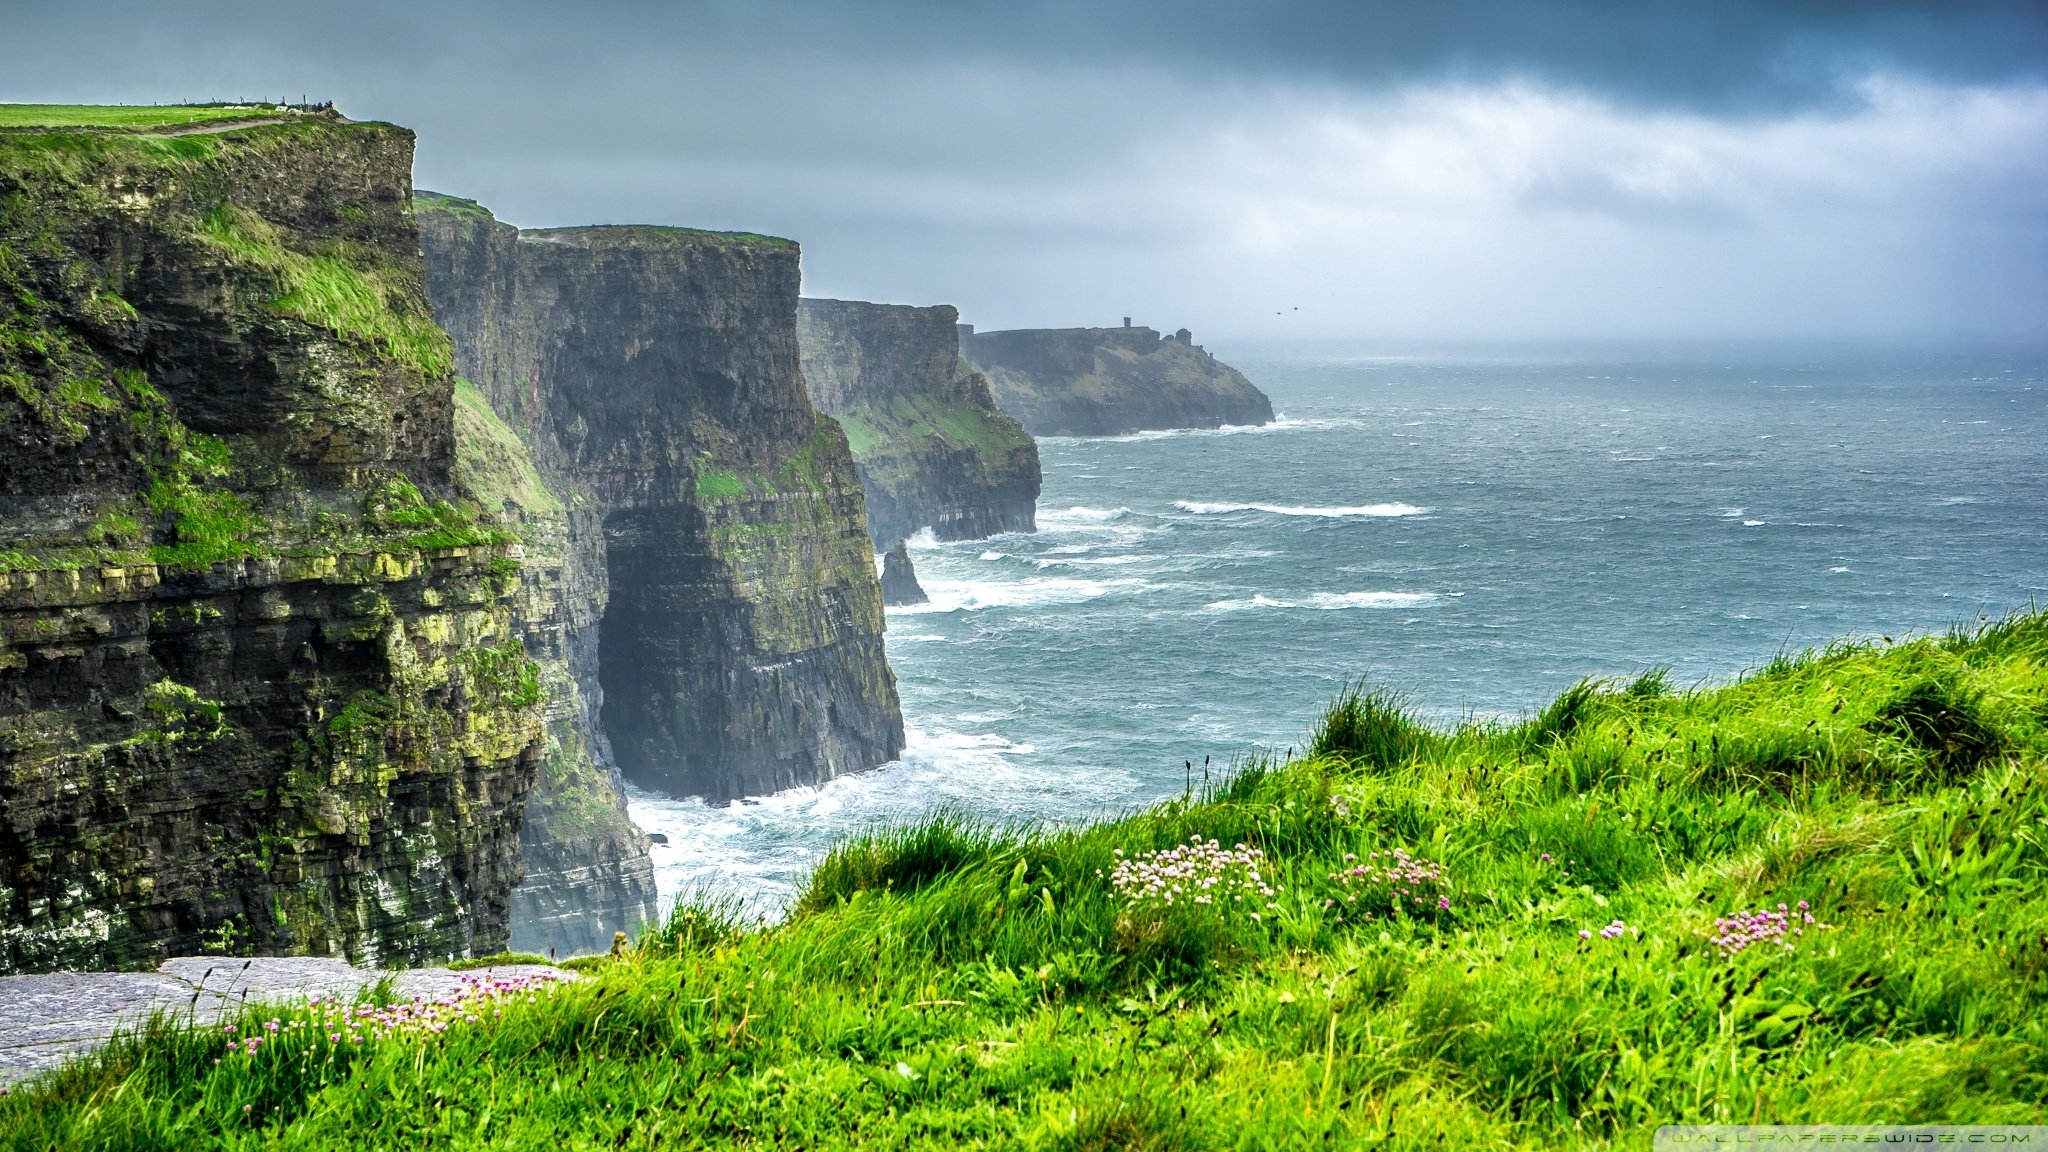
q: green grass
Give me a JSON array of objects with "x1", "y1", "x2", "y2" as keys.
[
  {"x1": 195, "y1": 206, "x2": 452, "y2": 378},
  {"x1": 520, "y1": 224, "x2": 798, "y2": 253},
  {"x1": 445, "y1": 953, "x2": 550, "y2": 972},
  {"x1": 835, "y1": 389, "x2": 1033, "y2": 464},
  {"x1": 451, "y1": 377, "x2": 563, "y2": 517},
  {"x1": 412, "y1": 191, "x2": 502, "y2": 227},
  {"x1": 5, "y1": 615, "x2": 2047, "y2": 1148},
  {"x1": 0, "y1": 104, "x2": 291, "y2": 130},
  {"x1": 694, "y1": 469, "x2": 750, "y2": 501}
]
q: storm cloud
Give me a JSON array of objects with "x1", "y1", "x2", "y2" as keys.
[{"x1": 5, "y1": 0, "x2": 2044, "y2": 340}]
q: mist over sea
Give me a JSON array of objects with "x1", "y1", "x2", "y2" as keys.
[{"x1": 631, "y1": 343, "x2": 2048, "y2": 913}]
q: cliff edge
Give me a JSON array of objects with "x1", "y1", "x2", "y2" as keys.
[
  {"x1": 0, "y1": 111, "x2": 543, "y2": 973},
  {"x1": 960, "y1": 323, "x2": 1273, "y2": 437},
  {"x1": 417, "y1": 195, "x2": 903, "y2": 805},
  {"x1": 798, "y1": 299, "x2": 1040, "y2": 546}
]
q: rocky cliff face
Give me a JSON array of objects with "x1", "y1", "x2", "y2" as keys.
[
  {"x1": 417, "y1": 196, "x2": 903, "y2": 806},
  {"x1": 0, "y1": 114, "x2": 543, "y2": 973},
  {"x1": 449, "y1": 378, "x2": 657, "y2": 957},
  {"x1": 960, "y1": 324, "x2": 1274, "y2": 437},
  {"x1": 797, "y1": 299, "x2": 1039, "y2": 545}
]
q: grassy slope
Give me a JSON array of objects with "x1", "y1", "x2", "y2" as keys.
[
  {"x1": 0, "y1": 104, "x2": 292, "y2": 130},
  {"x1": 4, "y1": 616, "x2": 2046, "y2": 1149},
  {"x1": 834, "y1": 390, "x2": 1026, "y2": 461}
]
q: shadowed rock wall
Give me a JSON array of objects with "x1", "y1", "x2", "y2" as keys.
[
  {"x1": 798, "y1": 298, "x2": 1039, "y2": 546},
  {"x1": 448, "y1": 376, "x2": 658, "y2": 957},
  {"x1": 960, "y1": 324, "x2": 1274, "y2": 437},
  {"x1": 418, "y1": 198, "x2": 903, "y2": 808},
  {"x1": 0, "y1": 116, "x2": 543, "y2": 974}
]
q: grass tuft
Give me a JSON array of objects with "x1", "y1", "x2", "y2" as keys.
[{"x1": 1308, "y1": 683, "x2": 1432, "y2": 768}]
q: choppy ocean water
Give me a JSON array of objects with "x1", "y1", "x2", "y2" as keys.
[{"x1": 631, "y1": 344, "x2": 2048, "y2": 914}]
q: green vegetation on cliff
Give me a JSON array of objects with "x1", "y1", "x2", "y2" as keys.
[
  {"x1": 7, "y1": 615, "x2": 2045, "y2": 1147},
  {"x1": 1, "y1": 106, "x2": 544, "y2": 974},
  {"x1": 0, "y1": 115, "x2": 501, "y2": 575},
  {"x1": 832, "y1": 389, "x2": 1023, "y2": 461},
  {"x1": 797, "y1": 298, "x2": 1040, "y2": 546},
  {"x1": 451, "y1": 377, "x2": 561, "y2": 519},
  {"x1": 0, "y1": 104, "x2": 295, "y2": 130}
]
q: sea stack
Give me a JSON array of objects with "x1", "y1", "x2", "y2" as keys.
[
  {"x1": 880, "y1": 541, "x2": 930, "y2": 607},
  {"x1": 960, "y1": 323, "x2": 1274, "y2": 437}
]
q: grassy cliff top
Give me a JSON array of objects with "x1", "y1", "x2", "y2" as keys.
[
  {"x1": 0, "y1": 103, "x2": 298, "y2": 130},
  {"x1": 413, "y1": 190, "x2": 502, "y2": 226},
  {"x1": 5, "y1": 613, "x2": 2045, "y2": 1145},
  {"x1": 412, "y1": 194, "x2": 797, "y2": 252},
  {"x1": 521, "y1": 223, "x2": 797, "y2": 252}
]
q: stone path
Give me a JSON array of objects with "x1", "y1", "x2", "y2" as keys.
[{"x1": 0, "y1": 956, "x2": 570, "y2": 1085}]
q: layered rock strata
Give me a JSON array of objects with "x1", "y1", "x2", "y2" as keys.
[
  {"x1": 449, "y1": 378, "x2": 658, "y2": 956},
  {"x1": 0, "y1": 114, "x2": 544, "y2": 973},
  {"x1": 960, "y1": 323, "x2": 1274, "y2": 437},
  {"x1": 417, "y1": 196, "x2": 903, "y2": 805},
  {"x1": 797, "y1": 299, "x2": 1039, "y2": 545}
]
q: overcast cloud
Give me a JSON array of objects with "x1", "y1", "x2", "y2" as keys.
[{"x1": 5, "y1": 0, "x2": 2044, "y2": 341}]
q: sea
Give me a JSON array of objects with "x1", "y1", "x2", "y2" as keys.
[{"x1": 629, "y1": 343, "x2": 2048, "y2": 915}]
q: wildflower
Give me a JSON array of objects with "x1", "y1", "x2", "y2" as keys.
[
  {"x1": 1579, "y1": 929, "x2": 1592, "y2": 940},
  {"x1": 1711, "y1": 902, "x2": 1827, "y2": 957},
  {"x1": 1109, "y1": 837, "x2": 1271, "y2": 927},
  {"x1": 1327, "y1": 848, "x2": 1452, "y2": 919}
]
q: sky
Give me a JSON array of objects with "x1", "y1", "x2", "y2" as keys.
[{"x1": 5, "y1": 0, "x2": 2045, "y2": 343}]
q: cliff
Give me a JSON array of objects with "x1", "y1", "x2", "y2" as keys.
[
  {"x1": 0, "y1": 109, "x2": 544, "y2": 974},
  {"x1": 960, "y1": 323, "x2": 1274, "y2": 437},
  {"x1": 417, "y1": 195, "x2": 903, "y2": 805},
  {"x1": 797, "y1": 299, "x2": 1039, "y2": 545},
  {"x1": 449, "y1": 377, "x2": 657, "y2": 957}
]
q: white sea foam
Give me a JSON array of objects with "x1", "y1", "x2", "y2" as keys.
[
  {"x1": 1044, "y1": 505, "x2": 1130, "y2": 523},
  {"x1": 888, "y1": 575, "x2": 1155, "y2": 615},
  {"x1": 1206, "y1": 593, "x2": 1298, "y2": 611},
  {"x1": 1077, "y1": 414, "x2": 1335, "y2": 444},
  {"x1": 1035, "y1": 554, "x2": 1153, "y2": 568},
  {"x1": 1038, "y1": 505, "x2": 1136, "y2": 530},
  {"x1": 1174, "y1": 500, "x2": 1426, "y2": 518},
  {"x1": 625, "y1": 722, "x2": 1116, "y2": 913},
  {"x1": 1742, "y1": 519, "x2": 1766, "y2": 527},
  {"x1": 906, "y1": 527, "x2": 941, "y2": 549},
  {"x1": 1207, "y1": 590, "x2": 1446, "y2": 611},
  {"x1": 1307, "y1": 591, "x2": 1445, "y2": 609}
]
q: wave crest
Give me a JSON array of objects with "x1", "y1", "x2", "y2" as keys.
[{"x1": 1175, "y1": 500, "x2": 1426, "y2": 518}]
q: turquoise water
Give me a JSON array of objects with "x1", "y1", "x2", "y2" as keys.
[{"x1": 630, "y1": 345, "x2": 2048, "y2": 912}]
